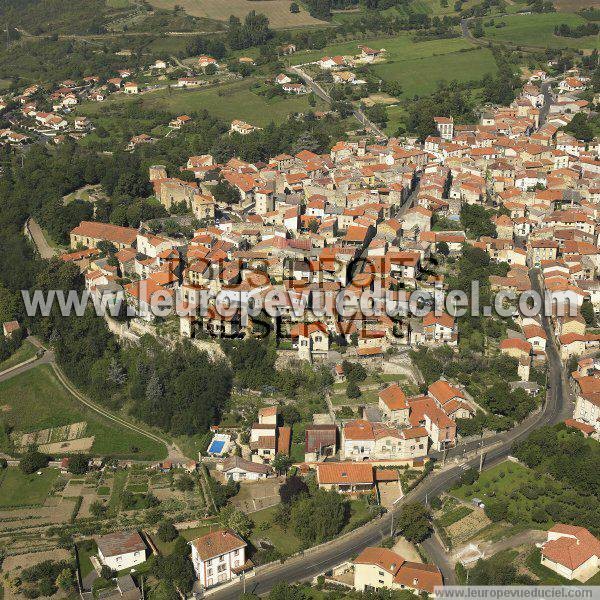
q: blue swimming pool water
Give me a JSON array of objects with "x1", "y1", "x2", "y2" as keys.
[{"x1": 208, "y1": 440, "x2": 225, "y2": 454}]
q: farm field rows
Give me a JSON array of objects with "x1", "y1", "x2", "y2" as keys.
[
  {"x1": 482, "y1": 12, "x2": 598, "y2": 49},
  {"x1": 145, "y1": 0, "x2": 327, "y2": 28},
  {"x1": 0, "y1": 365, "x2": 166, "y2": 460}
]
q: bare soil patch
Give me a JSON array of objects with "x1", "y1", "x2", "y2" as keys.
[{"x1": 147, "y1": 0, "x2": 328, "y2": 28}]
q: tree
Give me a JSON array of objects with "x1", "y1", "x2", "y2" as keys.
[
  {"x1": 100, "y1": 565, "x2": 114, "y2": 580},
  {"x1": 580, "y1": 299, "x2": 595, "y2": 327},
  {"x1": 272, "y1": 453, "x2": 292, "y2": 475},
  {"x1": 395, "y1": 502, "x2": 432, "y2": 542},
  {"x1": 90, "y1": 500, "x2": 107, "y2": 518},
  {"x1": 346, "y1": 380, "x2": 361, "y2": 399},
  {"x1": 269, "y1": 583, "x2": 310, "y2": 600},
  {"x1": 20, "y1": 450, "x2": 50, "y2": 474},
  {"x1": 563, "y1": 112, "x2": 593, "y2": 142},
  {"x1": 290, "y1": 2, "x2": 300, "y2": 11},
  {"x1": 484, "y1": 498, "x2": 509, "y2": 522},
  {"x1": 290, "y1": 489, "x2": 347, "y2": 544},
  {"x1": 218, "y1": 505, "x2": 253, "y2": 538},
  {"x1": 437, "y1": 241, "x2": 450, "y2": 256},
  {"x1": 67, "y1": 453, "x2": 90, "y2": 475},
  {"x1": 0, "y1": 457, "x2": 7, "y2": 469},
  {"x1": 279, "y1": 475, "x2": 309, "y2": 504},
  {"x1": 175, "y1": 474, "x2": 195, "y2": 492},
  {"x1": 158, "y1": 520, "x2": 179, "y2": 543}
]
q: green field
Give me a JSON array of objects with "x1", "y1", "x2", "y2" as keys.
[
  {"x1": 0, "y1": 365, "x2": 166, "y2": 460},
  {"x1": 289, "y1": 34, "x2": 474, "y2": 66},
  {"x1": 79, "y1": 78, "x2": 323, "y2": 127},
  {"x1": 289, "y1": 34, "x2": 497, "y2": 97},
  {"x1": 482, "y1": 12, "x2": 598, "y2": 48},
  {"x1": 250, "y1": 505, "x2": 304, "y2": 555},
  {"x1": 372, "y1": 47, "x2": 497, "y2": 96},
  {"x1": 0, "y1": 341, "x2": 38, "y2": 373},
  {"x1": 0, "y1": 467, "x2": 59, "y2": 507}
]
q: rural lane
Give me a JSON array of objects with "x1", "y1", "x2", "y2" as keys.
[{"x1": 289, "y1": 64, "x2": 388, "y2": 140}]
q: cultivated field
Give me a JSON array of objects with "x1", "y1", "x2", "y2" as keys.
[
  {"x1": 0, "y1": 365, "x2": 166, "y2": 460},
  {"x1": 482, "y1": 12, "x2": 598, "y2": 49},
  {"x1": 146, "y1": 0, "x2": 327, "y2": 28},
  {"x1": 552, "y1": 0, "x2": 598, "y2": 11}
]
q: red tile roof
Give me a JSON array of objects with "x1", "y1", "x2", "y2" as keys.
[
  {"x1": 191, "y1": 529, "x2": 246, "y2": 561},
  {"x1": 317, "y1": 462, "x2": 374, "y2": 485}
]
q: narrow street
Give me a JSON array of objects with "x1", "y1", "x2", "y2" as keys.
[{"x1": 25, "y1": 217, "x2": 59, "y2": 259}]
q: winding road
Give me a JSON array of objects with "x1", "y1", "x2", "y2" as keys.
[
  {"x1": 289, "y1": 64, "x2": 388, "y2": 140},
  {"x1": 0, "y1": 338, "x2": 186, "y2": 463},
  {"x1": 209, "y1": 268, "x2": 571, "y2": 599}
]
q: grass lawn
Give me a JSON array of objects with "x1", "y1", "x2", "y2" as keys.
[
  {"x1": 79, "y1": 78, "x2": 324, "y2": 127},
  {"x1": 0, "y1": 340, "x2": 38, "y2": 373},
  {"x1": 437, "y1": 505, "x2": 473, "y2": 527},
  {"x1": 97, "y1": 486, "x2": 110, "y2": 496},
  {"x1": 332, "y1": 374, "x2": 416, "y2": 406},
  {"x1": 0, "y1": 467, "x2": 59, "y2": 508},
  {"x1": 289, "y1": 33, "x2": 474, "y2": 66},
  {"x1": 482, "y1": 12, "x2": 597, "y2": 49},
  {"x1": 127, "y1": 483, "x2": 149, "y2": 493},
  {"x1": 372, "y1": 47, "x2": 497, "y2": 97},
  {"x1": 108, "y1": 470, "x2": 127, "y2": 515},
  {"x1": 76, "y1": 541, "x2": 98, "y2": 579},
  {"x1": 0, "y1": 365, "x2": 166, "y2": 460},
  {"x1": 250, "y1": 505, "x2": 303, "y2": 555},
  {"x1": 343, "y1": 498, "x2": 376, "y2": 532}
]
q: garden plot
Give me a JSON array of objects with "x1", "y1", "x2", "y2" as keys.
[{"x1": 15, "y1": 422, "x2": 90, "y2": 451}]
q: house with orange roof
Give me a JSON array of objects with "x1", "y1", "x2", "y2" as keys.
[
  {"x1": 316, "y1": 462, "x2": 374, "y2": 494},
  {"x1": 190, "y1": 529, "x2": 247, "y2": 589},
  {"x1": 290, "y1": 322, "x2": 329, "y2": 361},
  {"x1": 378, "y1": 384, "x2": 409, "y2": 424},
  {"x1": 540, "y1": 524, "x2": 600, "y2": 581},
  {"x1": 353, "y1": 546, "x2": 442, "y2": 595}
]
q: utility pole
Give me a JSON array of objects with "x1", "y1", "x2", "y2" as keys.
[{"x1": 478, "y1": 435, "x2": 485, "y2": 473}]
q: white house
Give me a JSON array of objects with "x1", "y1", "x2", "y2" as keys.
[
  {"x1": 540, "y1": 525, "x2": 600, "y2": 582},
  {"x1": 190, "y1": 529, "x2": 247, "y2": 589},
  {"x1": 96, "y1": 531, "x2": 147, "y2": 571},
  {"x1": 218, "y1": 456, "x2": 273, "y2": 481}
]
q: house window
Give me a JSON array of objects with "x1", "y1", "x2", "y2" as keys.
[
  {"x1": 234, "y1": 550, "x2": 239, "y2": 556},
  {"x1": 217, "y1": 564, "x2": 227, "y2": 573},
  {"x1": 220, "y1": 555, "x2": 225, "y2": 562},
  {"x1": 207, "y1": 559, "x2": 212, "y2": 566},
  {"x1": 208, "y1": 579, "x2": 213, "y2": 587},
  {"x1": 207, "y1": 569, "x2": 213, "y2": 576}
]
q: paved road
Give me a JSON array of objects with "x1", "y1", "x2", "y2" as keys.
[
  {"x1": 208, "y1": 269, "x2": 570, "y2": 599},
  {"x1": 0, "y1": 340, "x2": 187, "y2": 463},
  {"x1": 26, "y1": 218, "x2": 59, "y2": 259},
  {"x1": 289, "y1": 65, "x2": 388, "y2": 140}
]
